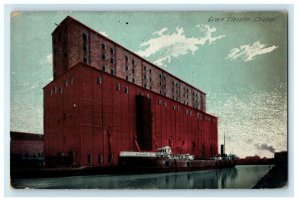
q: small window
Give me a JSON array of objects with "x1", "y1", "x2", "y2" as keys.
[
  {"x1": 132, "y1": 78, "x2": 135, "y2": 83},
  {"x1": 59, "y1": 86, "x2": 63, "y2": 94},
  {"x1": 102, "y1": 54, "x2": 106, "y2": 60},
  {"x1": 173, "y1": 105, "x2": 176, "y2": 110},
  {"x1": 117, "y1": 83, "x2": 121, "y2": 91},
  {"x1": 110, "y1": 48, "x2": 115, "y2": 54},
  {"x1": 97, "y1": 77, "x2": 102, "y2": 84},
  {"x1": 132, "y1": 68, "x2": 135, "y2": 74},
  {"x1": 164, "y1": 102, "x2": 167, "y2": 107},
  {"x1": 98, "y1": 155, "x2": 103, "y2": 164},
  {"x1": 65, "y1": 80, "x2": 69, "y2": 87},
  {"x1": 101, "y1": 43, "x2": 106, "y2": 50},
  {"x1": 149, "y1": 86, "x2": 152, "y2": 90},
  {"x1": 109, "y1": 154, "x2": 113, "y2": 163},
  {"x1": 88, "y1": 154, "x2": 93, "y2": 163},
  {"x1": 111, "y1": 68, "x2": 115, "y2": 75},
  {"x1": 125, "y1": 56, "x2": 128, "y2": 62},
  {"x1": 144, "y1": 66, "x2": 146, "y2": 71},
  {"x1": 125, "y1": 65, "x2": 128, "y2": 70},
  {"x1": 83, "y1": 57, "x2": 88, "y2": 63},
  {"x1": 125, "y1": 86, "x2": 129, "y2": 94},
  {"x1": 70, "y1": 77, "x2": 74, "y2": 84},
  {"x1": 126, "y1": 76, "x2": 128, "y2": 81},
  {"x1": 83, "y1": 33, "x2": 88, "y2": 40},
  {"x1": 132, "y1": 59, "x2": 135, "y2": 65},
  {"x1": 149, "y1": 69, "x2": 152, "y2": 74},
  {"x1": 50, "y1": 89, "x2": 53, "y2": 96},
  {"x1": 54, "y1": 87, "x2": 57, "y2": 94},
  {"x1": 102, "y1": 65, "x2": 106, "y2": 71},
  {"x1": 110, "y1": 58, "x2": 114, "y2": 64},
  {"x1": 144, "y1": 83, "x2": 146, "y2": 88}
]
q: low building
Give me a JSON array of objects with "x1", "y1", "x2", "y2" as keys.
[{"x1": 10, "y1": 131, "x2": 44, "y2": 168}]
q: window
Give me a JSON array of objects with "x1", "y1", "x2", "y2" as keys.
[
  {"x1": 132, "y1": 78, "x2": 135, "y2": 83},
  {"x1": 125, "y1": 56, "x2": 128, "y2": 62},
  {"x1": 83, "y1": 57, "x2": 88, "y2": 63},
  {"x1": 98, "y1": 155, "x2": 103, "y2": 164},
  {"x1": 149, "y1": 69, "x2": 152, "y2": 74},
  {"x1": 102, "y1": 65, "x2": 106, "y2": 71},
  {"x1": 50, "y1": 89, "x2": 53, "y2": 96},
  {"x1": 132, "y1": 68, "x2": 135, "y2": 74},
  {"x1": 64, "y1": 80, "x2": 69, "y2": 87},
  {"x1": 110, "y1": 48, "x2": 115, "y2": 54},
  {"x1": 97, "y1": 76, "x2": 102, "y2": 84},
  {"x1": 83, "y1": 33, "x2": 89, "y2": 64},
  {"x1": 109, "y1": 154, "x2": 113, "y2": 163},
  {"x1": 88, "y1": 154, "x2": 93, "y2": 163},
  {"x1": 125, "y1": 86, "x2": 129, "y2": 94},
  {"x1": 59, "y1": 86, "x2": 63, "y2": 94},
  {"x1": 149, "y1": 86, "x2": 152, "y2": 90},
  {"x1": 102, "y1": 54, "x2": 106, "y2": 60},
  {"x1": 117, "y1": 83, "x2": 121, "y2": 91},
  {"x1": 144, "y1": 83, "x2": 147, "y2": 88},
  {"x1": 126, "y1": 76, "x2": 128, "y2": 81},
  {"x1": 54, "y1": 87, "x2": 57, "y2": 94},
  {"x1": 125, "y1": 65, "x2": 128, "y2": 70},
  {"x1": 70, "y1": 77, "x2": 74, "y2": 84},
  {"x1": 132, "y1": 59, "x2": 135, "y2": 65},
  {"x1": 110, "y1": 58, "x2": 114, "y2": 64},
  {"x1": 101, "y1": 43, "x2": 106, "y2": 50},
  {"x1": 111, "y1": 68, "x2": 115, "y2": 75}
]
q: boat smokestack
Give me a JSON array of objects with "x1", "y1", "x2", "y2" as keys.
[{"x1": 221, "y1": 144, "x2": 225, "y2": 156}]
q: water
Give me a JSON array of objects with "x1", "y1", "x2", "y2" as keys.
[{"x1": 11, "y1": 165, "x2": 272, "y2": 189}]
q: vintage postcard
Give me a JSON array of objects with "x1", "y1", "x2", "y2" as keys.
[{"x1": 10, "y1": 11, "x2": 287, "y2": 189}]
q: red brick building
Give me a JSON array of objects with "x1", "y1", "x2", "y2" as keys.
[
  {"x1": 44, "y1": 16, "x2": 218, "y2": 167},
  {"x1": 10, "y1": 131, "x2": 44, "y2": 167}
]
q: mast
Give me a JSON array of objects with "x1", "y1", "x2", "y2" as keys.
[{"x1": 224, "y1": 132, "x2": 225, "y2": 155}]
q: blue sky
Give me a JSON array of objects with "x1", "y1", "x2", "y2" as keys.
[{"x1": 10, "y1": 11, "x2": 287, "y2": 158}]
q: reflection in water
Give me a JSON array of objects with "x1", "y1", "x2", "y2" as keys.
[{"x1": 12, "y1": 165, "x2": 272, "y2": 189}]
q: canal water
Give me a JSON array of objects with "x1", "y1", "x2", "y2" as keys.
[{"x1": 11, "y1": 165, "x2": 272, "y2": 189}]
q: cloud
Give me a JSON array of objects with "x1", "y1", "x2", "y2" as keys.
[
  {"x1": 40, "y1": 54, "x2": 53, "y2": 66},
  {"x1": 226, "y1": 41, "x2": 278, "y2": 62},
  {"x1": 136, "y1": 24, "x2": 225, "y2": 67},
  {"x1": 255, "y1": 143, "x2": 275, "y2": 153}
]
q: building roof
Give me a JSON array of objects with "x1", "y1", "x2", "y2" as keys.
[{"x1": 10, "y1": 131, "x2": 44, "y2": 141}]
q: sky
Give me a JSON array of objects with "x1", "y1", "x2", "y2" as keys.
[{"x1": 10, "y1": 11, "x2": 287, "y2": 158}]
